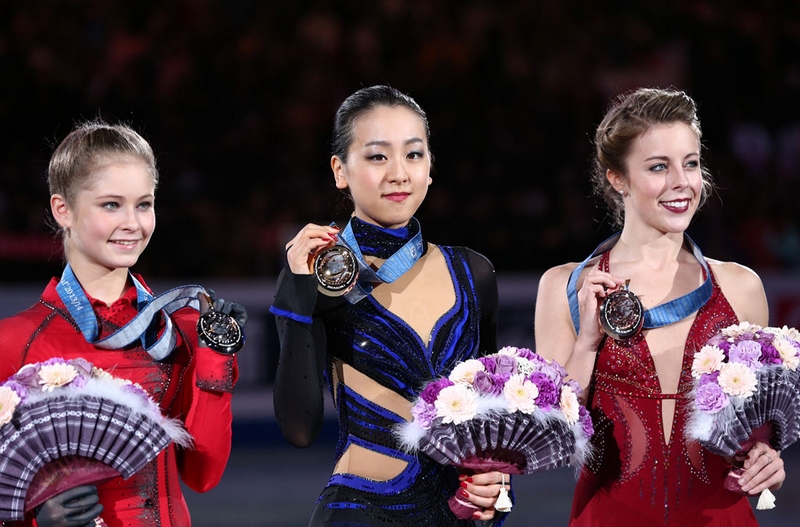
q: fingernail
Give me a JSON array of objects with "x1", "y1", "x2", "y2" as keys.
[
  {"x1": 460, "y1": 481, "x2": 469, "y2": 489},
  {"x1": 332, "y1": 226, "x2": 340, "y2": 230},
  {"x1": 473, "y1": 512, "x2": 482, "y2": 519},
  {"x1": 459, "y1": 489, "x2": 470, "y2": 499},
  {"x1": 458, "y1": 474, "x2": 466, "y2": 481},
  {"x1": 466, "y1": 477, "x2": 473, "y2": 483}
]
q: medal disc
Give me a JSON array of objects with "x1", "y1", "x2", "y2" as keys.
[
  {"x1": 197, "y1": 310, "x2": 244, "y2": 355},
  {"x1": 312, "y1": 245, "x2": 358, "y2": 297},
  {"x1": 599, "y1": 281, "x2": 644, "y2": 340}
]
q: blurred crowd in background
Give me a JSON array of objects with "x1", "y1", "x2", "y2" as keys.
[{"x1": 1, "y1": 0, "x2": 799, "y2": 282}]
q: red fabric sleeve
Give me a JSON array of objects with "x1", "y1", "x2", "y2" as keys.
[{"x1": 172, "y1": 311, "x2": 239, "y2": 493}]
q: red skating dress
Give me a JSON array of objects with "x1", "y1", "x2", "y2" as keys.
[
  {"x1": 569, "y1": 253, "x2": 758, "y2": 526},
  {"x1": 0, "y1": 276, "x2": 237, "y2": 527}
]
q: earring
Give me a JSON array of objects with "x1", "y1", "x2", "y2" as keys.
[{"x1": 618, "y1": 189, "x2": 626, "y2": 197}]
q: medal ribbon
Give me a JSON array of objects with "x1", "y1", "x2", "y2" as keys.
[
  {"x1": 567, "y1": 233, "x2": 712, "y2": 334},
  {"x1": 56, "y1": 264, "x2": 207, "y2": 360},
  {"x1": 337, "y1": 217, "x2": 424, "y2": 303}
]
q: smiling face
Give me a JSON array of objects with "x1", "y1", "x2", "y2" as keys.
[
  {"x1": 331, "y1": 105, "x2": 432, "y2": 229},
  {"x1": 52, "y1": 158, "x2": 156, "y2": 278},
  {"x1": 609, "y1": 122, "x2": 703, "y2": 235}
]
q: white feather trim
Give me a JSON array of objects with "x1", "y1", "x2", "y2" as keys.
[{"x1": 19, "y1": 376, "x2": 193, "y2": 447}]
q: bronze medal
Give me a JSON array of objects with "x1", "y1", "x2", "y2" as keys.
[{"x1": 599, "y1": 279, "x2": 644, "y2": 340}]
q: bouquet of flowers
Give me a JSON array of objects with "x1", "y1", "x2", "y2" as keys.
[
  {"x1": 0, "y1": 358, "x2": 192, "y2": 523},
  {"x1": 687, "y1": 322, "x2": 800, "y2": 510},
  {"x1": 395, "y1": 346, "x2": 594, "y2": 518}
]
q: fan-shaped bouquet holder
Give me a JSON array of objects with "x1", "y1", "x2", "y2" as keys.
[
  {"x1": 686, "y1": 323, "x2": 800, "y2": 510},
  {"x1": 0, "y1": 358, "x2": 192, "y2": 523},
  {"x1": 395, "y1": 347, "x2": 593, "y2": 519}
]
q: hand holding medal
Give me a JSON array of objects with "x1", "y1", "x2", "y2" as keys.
[
  {"x1": 309, "y1": 241, "x2": 359, "y2": 297},
  {"x1": 599, "y1": 279, "x2": 644, "y2": 340},
  {"x1": 196, "y1": 290, "x2": 247, "y2": 355}
]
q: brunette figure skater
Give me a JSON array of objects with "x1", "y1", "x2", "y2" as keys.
[{"x1": 534, "y1": 88, "x2": 785, "y2": 526}]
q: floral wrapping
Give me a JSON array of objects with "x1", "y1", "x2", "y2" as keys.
[
  {"x1": 395, "y1": 346, "x2": 594, "y2": 517},
  {"x1": 686, "y1": 322, "x2": 800, "y2": 509},
  {"x1": 0, "y1": 358, "x2": 192, "y2": 522}
]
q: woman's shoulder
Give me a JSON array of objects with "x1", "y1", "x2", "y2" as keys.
[
  {"x1": 538, "y1": 259, "x2": 596, "y2": 292},
  {"x1": 706, "y1": 258, "x2": 764, "y2": 290},
  {"x1": 706, "y1": 258, "x2": 768, "y2": 323}
]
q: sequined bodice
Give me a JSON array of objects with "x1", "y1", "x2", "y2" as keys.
[
  {"x1": 321, "y1": 245, "x2": 482, "y2": 451},
  {"x1": 314, "y1": 246, "x2": 486, "y2": 525},
  {"x1": 572, "y1": 261, "x2": 758, "y2": 526}
]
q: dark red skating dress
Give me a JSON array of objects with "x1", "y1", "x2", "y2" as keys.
[{"x1": 570, "y1": 255, "x2": 758, "y2": 526}]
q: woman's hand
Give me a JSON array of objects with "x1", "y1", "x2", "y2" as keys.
[
  {"x1": 575, "y1": 267, "x2": 625, "y2": 349},
  {"x1": 202, "y1": 289, "x2": 248, "y2": 329},
  {"x1": 35, "y1": 485, "x2": 103, "y2": 527},
  {"x1": 456, "y1": 471, "x2": 511, "y2": 521},
  {"x1": 285, "y1": 223, "x2": 340, "y2": 275},
  {"x1": 737, "y1": 442, "x2": 785, "y2": 494}
]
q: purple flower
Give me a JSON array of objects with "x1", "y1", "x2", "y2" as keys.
[
  {"x1": 695, "y1": 382, "x2": 730, "y2": 414},
  {"x1": 13, "y1": 363, "x2": 40, "y2": 388},
  {"x1": 698, "y1": 371, "x2": 720, "y2": 386},
  {"x1": 528, "y1": 354, "x2": 548, "y2": 368},
  {"x1": 69, "y1": 358, "x2": 94, "y2": 377},
  {"x1": 473, "y1": 371, "x2": 503, "y2": 397},
  {"x1": 42, "y1": 357, "x2": 68, "y2": 367},
  {"x1": 728, "y1": 340, "x2": 763, "y2": 370},
  {"x1": 70, "y1": 374, "x2": 88, "y2": 389},
  {"x1": 711, "y1": 339, "x2": 732, "y2": 357},
  {"x1": 478, "y1": 356, "x2": 497, "y2": 374},
  {"x1": 494, "y1": 372, "x2": 512, "y2": 386},
  {"x1": 1, "y1": 380, "x2": 29, "y2": 402},
  {"x1": 759, "y1": 342, "x2": 782, "y2": 365},
  {"x1": 495, "y1": 355, "x2": 517, "y2": 376},
  {"x1": 515, "y1": 348, "x2": 537, "y2": 361},
  {"x1": 411, "y1": 400, "x2": 438, "y2": 429},
  {"x1": 419, "y1": 378, "x2": 454, "y2": 404},
  {"x1": 540, "y1": 362, "x2": 567, "y2": 388},
  {"x1": 578, "y1": 405, "x2": 594, "y2": 438},
  {"x1": 529, "y1": 372, "x2": 558, "y2": 409}
]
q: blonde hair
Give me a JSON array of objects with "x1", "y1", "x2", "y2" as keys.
[{"x1": 48, "y1": 120, "x2": 158, "y2": 207}]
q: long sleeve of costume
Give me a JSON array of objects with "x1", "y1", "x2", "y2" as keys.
[
  {"x1": 269, "y1": 269, "x2": 328, "y2": 447},
  {"x1": 465, "y1": 249, "x2": 499, "y2": 356},
  {"x1": 172, "y1": 310, "x2": 239, "y2": 493}
]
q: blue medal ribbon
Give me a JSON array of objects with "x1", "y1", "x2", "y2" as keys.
[
  {"x1": 56, "y1": 264, "x2": 207, "y2": 360},
  {"x1": 567, "y1": 233, "x2": 712, "y2": 334},
  {"x1": 337, "y1": 217, "x2": 424, "y2": 304}
]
